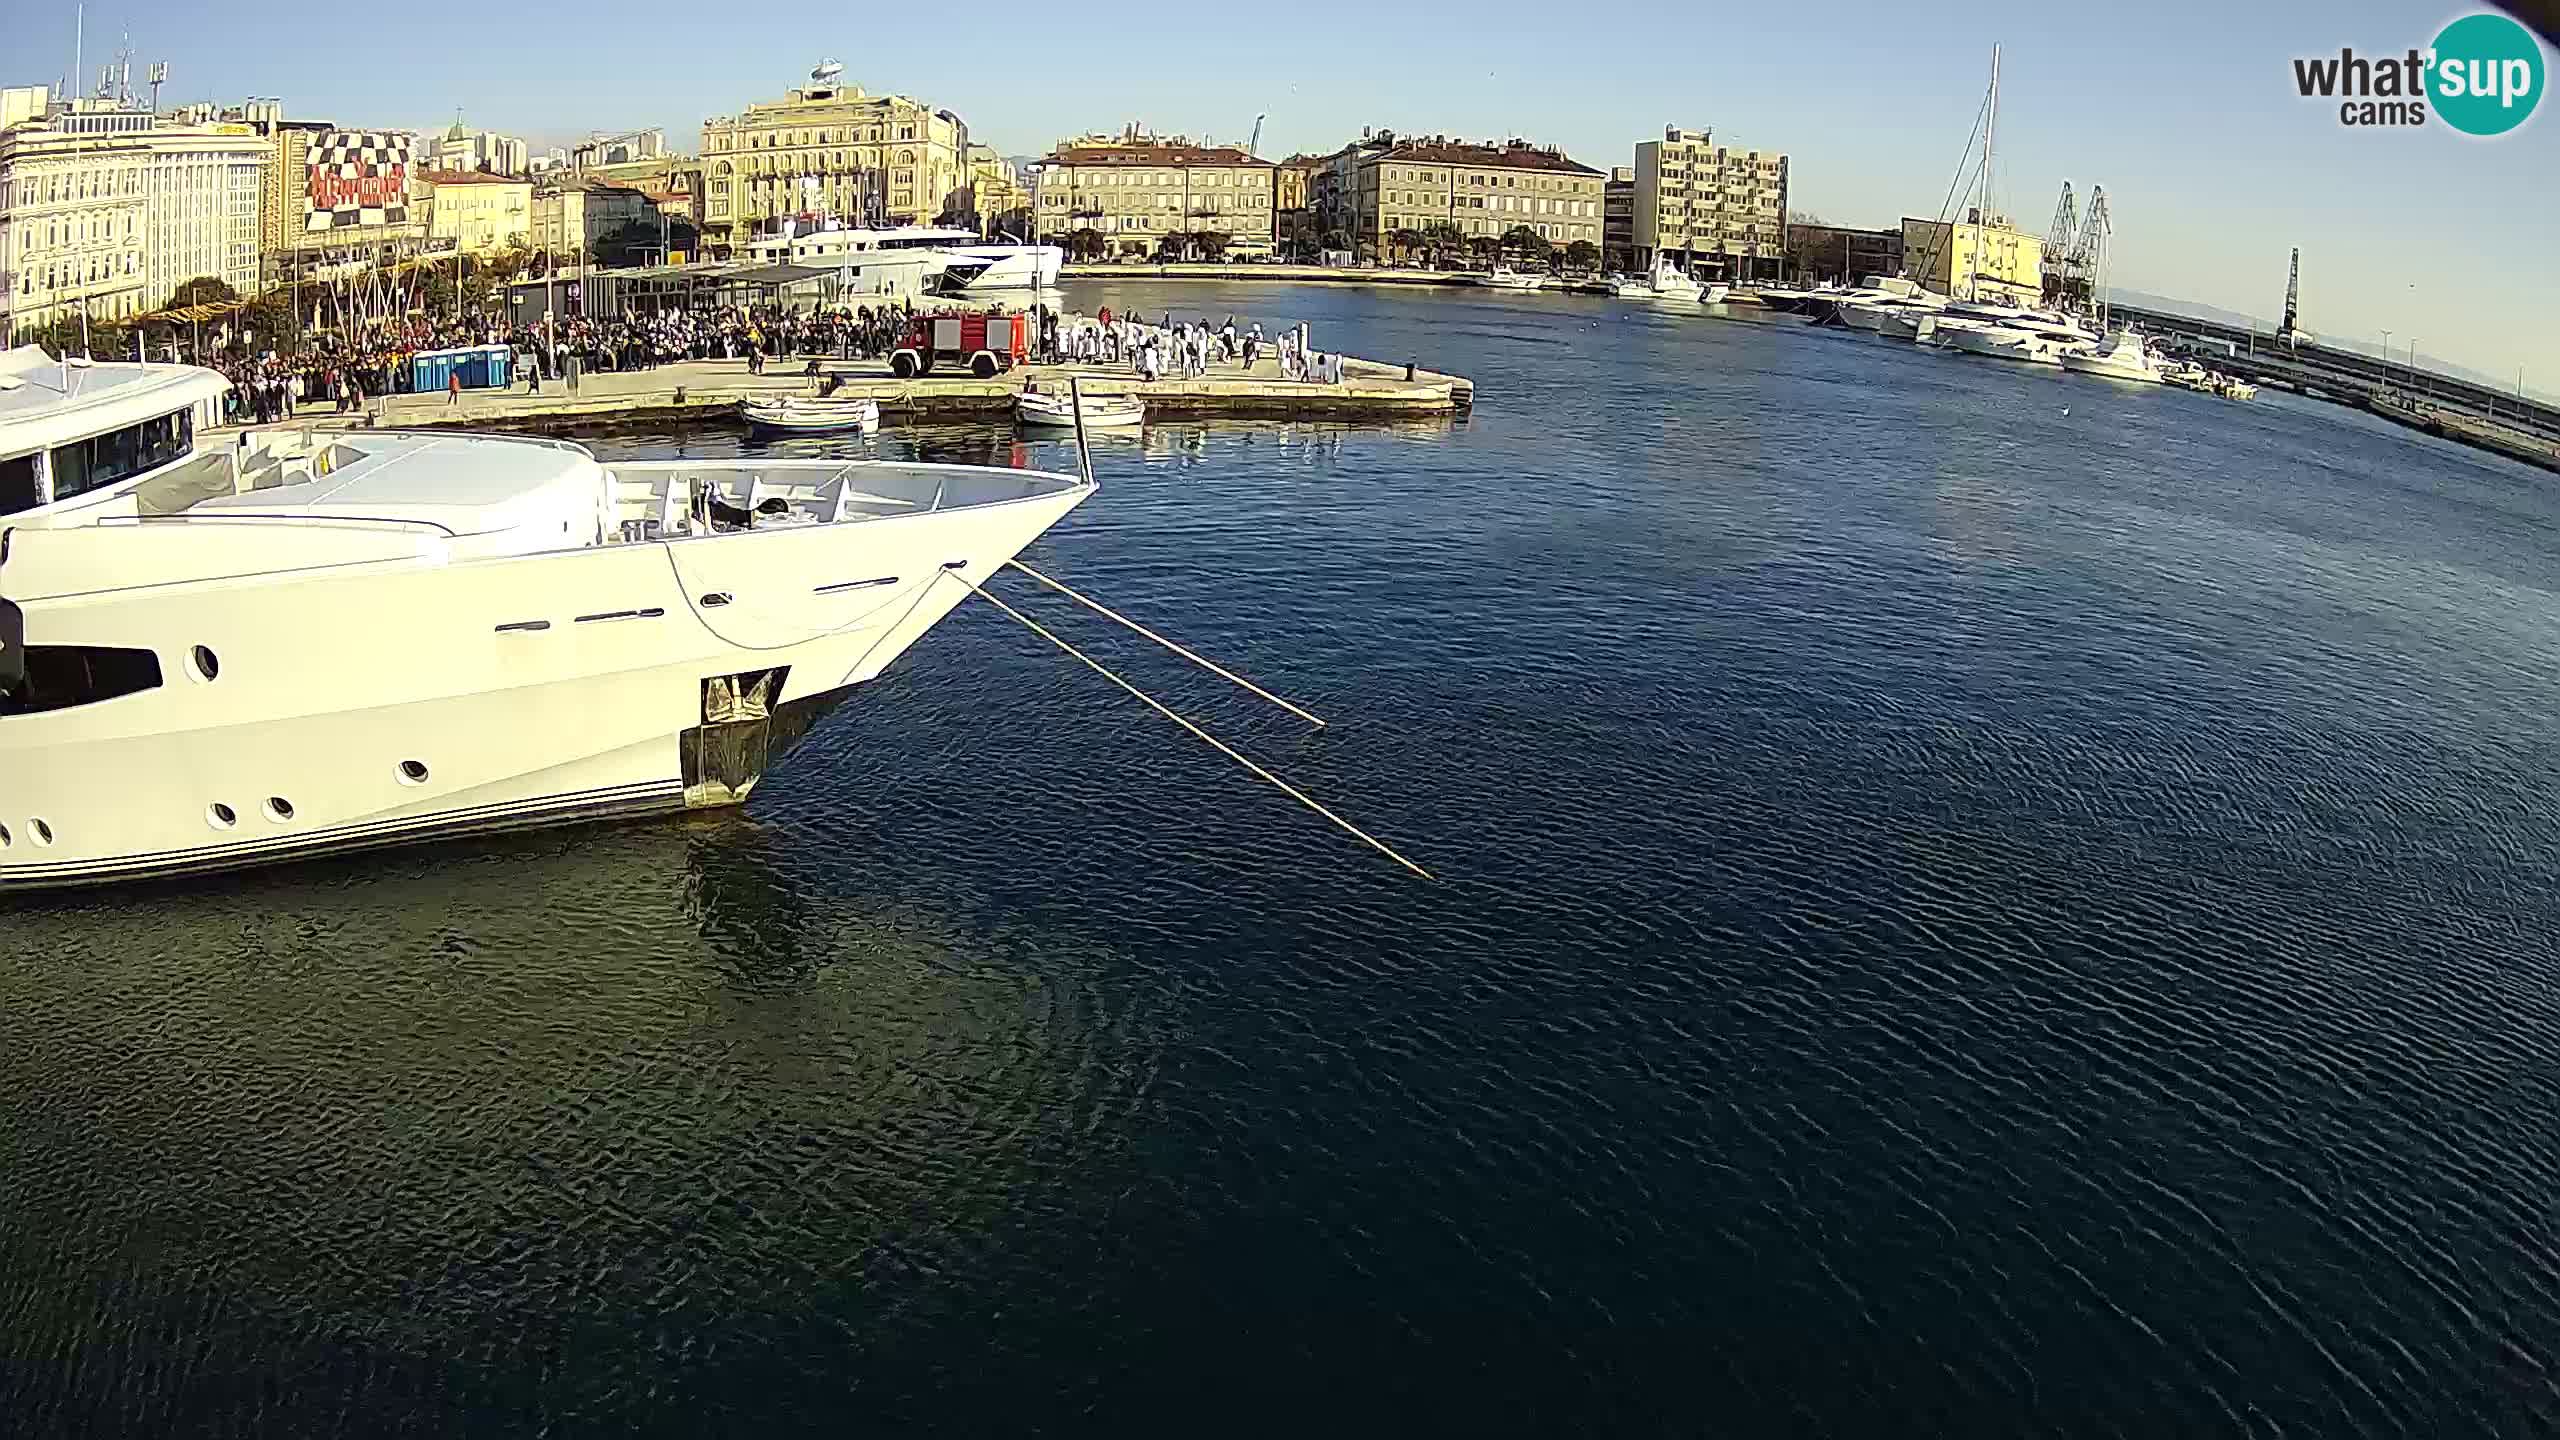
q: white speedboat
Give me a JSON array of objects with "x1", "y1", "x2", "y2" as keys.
[
  {"x1": 1016, "y1": 388, "x2": 1144, "y2": 429},
  {"x1": 0, "y1": 349, "x2": 1092, "y2": 892},
  {"x1": 1481, "y1": 266, "x2": 1548, "y2": 292},
  {"x1": 1612, "y1": 261, "x2": 1703, "y2": 301},
  {"x1": 1700, "y1": 283, "x2": 1732, "y2": 305},
  {"x1": 2060, "y1": 327, "x2": 2173, "y2": 384},
  {"x1": 740, "y1": 395, "x2": 880, "y2": 434}
]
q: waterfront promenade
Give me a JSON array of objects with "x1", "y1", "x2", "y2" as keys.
[{"x1": 212, "y1": 346, "x2": 1471, "y2": 439}]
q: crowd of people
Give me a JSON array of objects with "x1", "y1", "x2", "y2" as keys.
[
  {"x1": 1041, "y1": 307, "x2": 1345, "y2": 384},
  {"x1": 202, "y1": 299, "x2": 936, "y2": 420},
  {"x1": 196, "y1": 295, "x2": 1347, "y2": 425}
]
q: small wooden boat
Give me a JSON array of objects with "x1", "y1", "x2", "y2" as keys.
[
  {"x1": 740, "y1": 396, "x2": 880, "y2": 434},
  {"x1": 1016, "y1": 389, "x2": 1145, "y2": 429}
]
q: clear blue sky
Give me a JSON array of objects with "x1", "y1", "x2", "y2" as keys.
[{"x1": 15, "y1": 0, "x2": 2555, "y2": 384}]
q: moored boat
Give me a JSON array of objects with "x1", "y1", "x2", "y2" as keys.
[
  {"x1": 740, "y1": 395, "x2": 880, "y2": 434},
  {"x1": 1480, "y1": 266, "x2": 1549, "y2": 292},
  {"x1": 1016, "y1": 387, "x2": 1145, "y2": 429},
  {"x1": 2060, "y1": 327, "x2": 2173, "y2": 384},
  {"x1": 0, "y1": 352, "x2": 1093, "y2": 892},
  {"x1": 1612, "y1": 260, "x2": 1704, "y2": 301}
]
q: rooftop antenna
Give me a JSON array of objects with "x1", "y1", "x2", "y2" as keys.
[
  {"x1": 147, "y1": 61, "x2": 166, "y2": 113},
  {"x1": 72, "y1": 2, "x2": 82, "y2": 108}
]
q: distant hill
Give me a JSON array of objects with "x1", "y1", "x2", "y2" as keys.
[
  {"x1": 2108, "y1": 287, "x2": 2548, "y2": 403},
  {"x1": 2109, "y1": 288, "x2": 2272, "y2": 334}
]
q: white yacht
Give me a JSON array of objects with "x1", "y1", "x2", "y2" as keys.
[
  {"x1": 2060, "y1": 327, "x2": 2173, "y2": 384},
  {"x1": 1929, "y1": 302, "x2": 2096, "y2": 366},
  {"x1": 1611, "y1": 261, "x2": 1704, "y2": 301},
  {"x1": 1480, "y1": 266, "x2": 1548, "y2": 292},
  {"x1": 0, "y1": 347, "x2": 1092, "y2": 891},
  {"x1": 747, "y1": 225, "x2": 1065, "y2": 295},
  {"x1": 1816, "y1": 277, "x2": 1949, "y2": 334}
]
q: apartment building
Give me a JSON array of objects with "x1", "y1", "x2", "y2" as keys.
[
  {"x1": 1633, "y1": 126, "x2": 1789, "y2": 282},
  {"x1": 1033, "y1": 133, "x2": 1275, "y2": 258},
  {"x1": 1351, "y1": 137, "x2": 1603, "y2": 255}
]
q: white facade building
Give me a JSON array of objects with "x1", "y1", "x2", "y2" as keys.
[{"x1": 1, "y1": 94, "x2": 268, "y2": 340}]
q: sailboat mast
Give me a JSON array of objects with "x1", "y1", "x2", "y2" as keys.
[{"x1": 1984, "y1": 44, "x2": 1999, "y2": 223}]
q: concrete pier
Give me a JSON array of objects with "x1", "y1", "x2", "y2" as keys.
[{"x1": 229, "y1": 348, "x2": 1472, "y2": 438}]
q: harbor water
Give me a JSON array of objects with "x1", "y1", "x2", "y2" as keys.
[{"x1": 6, "y1": 282, "x2": 2559, "y2": 1434}]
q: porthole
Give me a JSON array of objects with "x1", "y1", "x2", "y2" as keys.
[
  {"x1": 30, "y1": 819, "x2": 52, "y2": 846},
  {"x1": 0, "y1": 821, "x2": 12, "y2": 848},
  {"x1": 397, "y1": 760, "x2": 429, "y2": 786},
  {"x1": 264, "y1": 797, "x2": 295, "y2": 823},
  {"x1": 207, "y1": 802, "x2": 236, "y2": 830},
  {"x1": 187, "y1": 645, "x2": 220, "y2": 682}
]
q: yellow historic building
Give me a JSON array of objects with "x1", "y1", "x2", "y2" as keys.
[
  {"x1": 965, "y1": 143, "x2": 1026, "y2": 235},
  {"x1": 416, "y1": 170, "x2": 530, "y2": 256},
  {"x1": 1033, "y1": 132, "x2": 1275, "y2": 258},
  {"x1": 699, "y1": 67, "x2": 968, "y2": 252}
]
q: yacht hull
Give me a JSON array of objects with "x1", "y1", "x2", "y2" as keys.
[
  {"x1": 0, "y1": 478, "x2": 1090, "y2": 892},
  {"x1": 1937, "y1": 325, "x2": 2067, "y2": 366},
  {"x1": 2059, "y1": 353, "x2": 2168, "y2": 383}
]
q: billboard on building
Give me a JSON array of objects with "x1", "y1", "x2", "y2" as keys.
[{"x1": 304, "y1": 130, "x2": 415, "y2": 233}]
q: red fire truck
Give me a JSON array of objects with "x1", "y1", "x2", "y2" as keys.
[{"x1": 888, "y1": 312, "x2": 1032, "y2": 379}]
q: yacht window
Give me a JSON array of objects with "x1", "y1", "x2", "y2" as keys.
[
  {"x1": 1, "y1": 644, "x2": 163, "y2": 716},
  {"x1": 49, "y1": 408, "x2": 191, "y2": 501},
  {"x1": 0, "y1": 453, "x2": 39, "y2": 515}
]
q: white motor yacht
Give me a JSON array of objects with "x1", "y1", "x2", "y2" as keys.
[
  {"x1": 1930, "y1": 303, "x2": 2096, "y2": 366},
  {"x1": 1611, "y1": 261, "x2": 1704, "y2": 301},
  {"x1": 2060, "y1": 327, "x2": 2173, "y2": 384},
  {"x1": 1818, "y1": 277, "x2": 1948, "y2": 334},
  {"x1": 0, "y1": 347, "x2": 1092, "y2": 891},
  {"x1": 748, "y1": 225, "x2": 1065, "y2": 295},
  {"x1": 1481, "y1": 266, "x2": 1549, "y2": 292}
]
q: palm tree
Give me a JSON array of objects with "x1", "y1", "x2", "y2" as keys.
[{"x1": 1390, "y1": 228, "x2": 1426, "y2": 264}]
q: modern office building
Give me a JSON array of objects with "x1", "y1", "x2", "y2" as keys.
[{"x1": 1603, "y1": 166, "x2": 1636, "y2": 268}]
